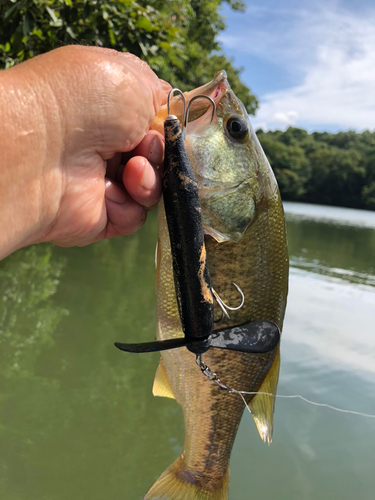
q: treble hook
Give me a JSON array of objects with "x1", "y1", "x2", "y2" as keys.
[
  {"x1": 167, "y1": 88, "x2": 186, "y2": 119},
  {"x1": 212, "y1": 283, "x2": 245, "y2": 321},
  {"x1": 184, "y1": 95, "x2": 216, "y2": 129}
]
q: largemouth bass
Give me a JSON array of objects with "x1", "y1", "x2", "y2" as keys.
[{"x1": 146, "y1": 71, "x2": 289, "y2": 500}]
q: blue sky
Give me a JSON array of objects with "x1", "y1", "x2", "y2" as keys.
[{"x1": 218, "y1": 0, "x2": 375, "y2": 132}]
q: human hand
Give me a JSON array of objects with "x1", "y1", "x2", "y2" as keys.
[{"x1": 0, "y1": 46, "x2": 171, "y2": 258}]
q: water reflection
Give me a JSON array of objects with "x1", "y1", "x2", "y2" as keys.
[
  {"x1": 231, "y1": 203, "x2": 375, "y2": 500},
  {"x1": 283, "y1": 202, "x2": 375, "y2": 386},
  {"x1": 0, "y1": 245, "x2": 67, "y2": 377},
  {"x1": 0, "y1": 213, "x2": 184, "y2": 500},
  {"x1": 284, "y1": 201, "x2": 375, "y2": 229},
  {"x1": 285, "y1": 202, "x2": 375, "y2": 286}
]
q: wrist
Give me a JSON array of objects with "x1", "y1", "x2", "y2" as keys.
[{"x1": 0, "y1": 61, "x2": 62, "y2": 258}]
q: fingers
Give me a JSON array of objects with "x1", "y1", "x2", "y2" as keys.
[
  {"x1": 106, "y1": 130, "x2": 164, "y2": 211},
  {"x1": 123, "y1": 130, "x2": 164, "y2": 209},
  {"x1": 102, "y1": 128, "x2": 164, "y2": 241},
  {"x1": 123, "y1": 156, "x2": 162, "y2": 210},
  {"x1": 107, "y1": 130, "x2": 164, "y2": 182},
  {"x1": 121, "y1": 130, "x2": 165, "y2": 170},
  {"x1": 106, "y1": 152, "x2": 123, "y2": 182},
  {"x1": 104, "y1": 180, "x2": 147, "y2": 238},
  {"x1": 130, "y1": 130, "x2": 165, "y2": 168},
  {"x1": 159, "y1": 79, "x2": 173, "y2": 106},
  {"x1": 103, "y1": 154, "x2": 161, "y2": 241}
]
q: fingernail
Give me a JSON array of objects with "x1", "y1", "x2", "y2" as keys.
[
  {"x1": 141, "y1": 160, "x2": 156, "y2": 191},
  {"x1": 148, "y1": 136, "x2": 164, "y2": 166},
  {"x1": 105, "y1": 179, "x2": 127, "y2": 204}
]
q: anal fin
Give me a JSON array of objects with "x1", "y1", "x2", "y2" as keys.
[
  {"x1": 152, "y1": 358, "x2": 175, "y2": 400},
  {"x1": 249, "y1": 347, "x2": 280, "y2": 445}
]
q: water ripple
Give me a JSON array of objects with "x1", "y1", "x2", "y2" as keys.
[{"x1": 290, "y1": 256, "x2": 375, "y2": 288}]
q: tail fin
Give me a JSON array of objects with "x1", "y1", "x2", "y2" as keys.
[{"x1": 143, "y1": 455, "x2": 229, "y2": 500}]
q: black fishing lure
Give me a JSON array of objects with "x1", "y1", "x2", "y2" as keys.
[
  {"x1": 162, "y1": 113, "x2": 214, "y2": 352},
  {"x1": 115, "y1": 92, "x2": 280, "y2": 356}
]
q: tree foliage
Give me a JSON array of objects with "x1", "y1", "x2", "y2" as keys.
[
  {"x1": 257, "y1": 127, "x2": 375, "y2": 210},
  {"x1": 0, "y1": 0, "x2": 258, "y2": 113}
]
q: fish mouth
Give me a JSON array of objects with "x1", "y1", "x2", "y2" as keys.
[
  {"x1": 150, "y1": 71, "x2": 230, "y2": 134},
  {"x1": 182, "y1": 70, "x2": 230, "y2": 122}
]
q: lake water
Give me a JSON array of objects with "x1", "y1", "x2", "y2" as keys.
[{"x1": 0, "y1": 202, "x2": 374, "y2": 499}]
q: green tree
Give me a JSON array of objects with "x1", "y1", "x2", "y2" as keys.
[
  {"x1": 257, "y1": 130, "x2": 310, "y2": 199},
  {"x1": 0, "y1": 0, "x2": 257, "y2": 113},
  {"x1": 257, "y1": 127, "x2": 375, "y2": 210},
  {"x1": 305, "y1": 147, "x2": 365, "y2": 207},
  {"x1": 362, "y1": 182, "x2": 375, "y2": 209},
  {"x1": 362, "y1": 148, "x2": 375, "y2": 207}
]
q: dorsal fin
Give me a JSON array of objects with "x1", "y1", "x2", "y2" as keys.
[
  {"x1": 249, "y1": 347, "x2": 280, "y2": 445},
  {"x1": 152, "y1": 358, "x2": 175, "y2": 400}
]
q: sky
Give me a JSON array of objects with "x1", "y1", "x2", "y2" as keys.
[{"x1": 218, "y1": 0, "x2": 375, "y2": 132}]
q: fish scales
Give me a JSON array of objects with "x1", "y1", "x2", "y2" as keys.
[{"x1": 146, "y1": 70, "x2": 289, "y2": 499}]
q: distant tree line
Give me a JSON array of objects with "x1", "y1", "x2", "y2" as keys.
[{"x1": 257, "y1": 128, "x2": 375, "y2": 210}]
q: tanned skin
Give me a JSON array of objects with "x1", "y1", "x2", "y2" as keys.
[{"x1": 0, "y1": 45, "x2": 171, "y2": 260}]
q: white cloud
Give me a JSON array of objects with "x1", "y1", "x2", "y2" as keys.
[
  {"x1": 271, "y1": 111, "x2": 299, "y2": 127},
  {"x1": 222, "y1": 2, "x2": 375, "y2": 131},
  {"x1": 254, "y1": 6, "x2": 375, "y2": 131}
]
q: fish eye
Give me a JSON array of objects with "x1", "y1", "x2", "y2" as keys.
[{"x1": 225, "y1": 116, "x2": 249, "y2": 142}]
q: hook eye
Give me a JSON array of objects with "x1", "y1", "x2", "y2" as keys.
[
  {"x1": 184, "y1": 95, "x2": 216, "y2": 129},
  {"x1": 167, "y1": 88, "x2": 186, "y2": 119}
]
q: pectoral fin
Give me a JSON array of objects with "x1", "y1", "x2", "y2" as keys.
[
  {"x1": 152, "y1": 359, "x2": 175, "y2": 400},
  {"x1": 249, "y1": 347, "x2": 280, "y2": 445}
]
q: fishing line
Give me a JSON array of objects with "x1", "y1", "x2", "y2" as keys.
[
  {"x1": 236, "y1": 390, "x2": 375, "y2": 419},
  {"x1": 196, "y1": 356, "x2": 375, "y2": 419}
]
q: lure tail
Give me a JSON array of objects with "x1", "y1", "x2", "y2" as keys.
[{"x1": 143, "y1": 455, "x2": 229, "y2": 500}]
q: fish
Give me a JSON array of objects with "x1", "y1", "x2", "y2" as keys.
[{"x1": 146, "y1": 71, "x2": 289, "y2": 500}]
